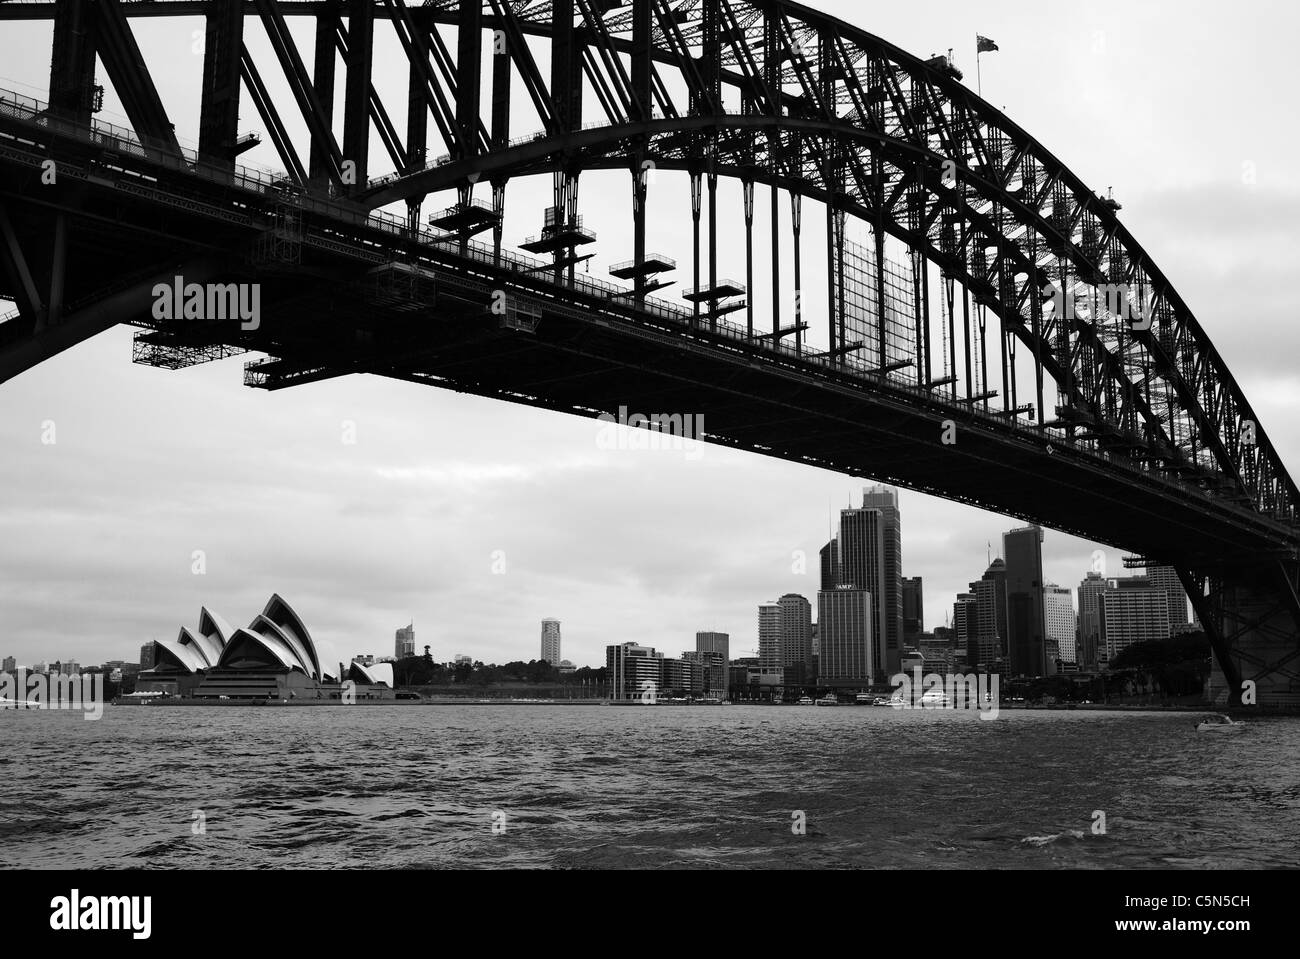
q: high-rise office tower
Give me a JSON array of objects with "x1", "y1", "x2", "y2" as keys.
[
  {"x1": 902, "y1": 577, "x2": 924, "y2": 643},
  {"x1": 694, "y1": 631, "x2": 731, "y2": 699},
  {"x1": 833, "y1": 507, "x2": 888, "y2": 678},
  {"x1": 540, "y1": 618, "x2": 562, "y2": 663},
  {"x1": 778, "y1": 593, "x2": 813, "y2": 688},
  {"x1": 1145, "y1": 566, "x2": 1191, "y2": 634},
  {"x1": 953, "y1": 592, "x2": 978, "y2": 659},
  {"x1": 758, "y1": 603, "x2": 782, "y2": 672},
  {"x1": 1077, "y1": 571, "x2": 1109, "y2": 669},
  {"x1": 140, "y1": 643, "x2": 156, "y2": 670},
  {"x1": 969, "y1": 558, "x2": 1008, "y2": 670},
  {"x1": 395, "y1": 623, "x2": 416, "y2": 660},
  {"x1": 1004, "y1": 526, "x2": 1047, "y2": 677},
  {"x1": 817, "y1": 588, "x2": 875, "y2": 689},
  {"x1": 1043, "y1": 584, "x2": 1077, "y2": 667},
  {"x1": 819, "y1": 538, "x2": 840, "y2": 591},
  {"x1": 861, "y1": 485, "x2": 903, "y2": 675},
  {"x1": 1099, "y1": 578, "x2": 1170, "y2": 667}
]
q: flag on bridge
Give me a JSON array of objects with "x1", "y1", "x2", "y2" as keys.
[{"x1": 977, "y1": 35, "x2": 999, "y2": 53}]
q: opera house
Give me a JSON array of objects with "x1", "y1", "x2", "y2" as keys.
[{"x1": 136, "y1": 594, "x2": 395, "y2": 702}]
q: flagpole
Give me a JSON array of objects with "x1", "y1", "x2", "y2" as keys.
[{"x1": 976, "y1": 49, "x2": 982, "y2": 97}]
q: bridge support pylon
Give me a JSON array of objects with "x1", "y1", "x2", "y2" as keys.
[{"x1": 1181, "y1": 562, "x2": 1300, "y2": 708}]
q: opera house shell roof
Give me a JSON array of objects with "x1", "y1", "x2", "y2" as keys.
[
  {"x1": 150, "y1": 594, "x2": 334, "y2": 682},
  {"x1": 348, "y1": 660, "x2": 394, "y2": 688}
]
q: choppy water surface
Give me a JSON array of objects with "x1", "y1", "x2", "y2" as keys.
[{"x1": 2, "y1": 705, "x2": 1297, "y2": 868}]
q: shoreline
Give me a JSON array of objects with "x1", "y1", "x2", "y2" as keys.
[{"x1": 100, "y1": 697, "x2": 1295, "y2": 714}]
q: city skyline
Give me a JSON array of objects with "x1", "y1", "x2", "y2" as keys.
[{"x1": 1, "y1": 515, "x2": 1170, "y2": 675}]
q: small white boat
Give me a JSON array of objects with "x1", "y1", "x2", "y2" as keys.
[
  {"x1": 919, "y1": 688, "x2": 950, "y2": 708},
  {"x1": 1196, "y1": 714, "x2": 1245, "y2": 733},
  {"x1": 797, "y1": 695, "x2": 814, "y2": 705},
  {"x1": 0, "y1": 696, "x2": 43, "y2": 708},
  {"x1": 816, "y1": 694, "x2": 839, "y2": 706}
]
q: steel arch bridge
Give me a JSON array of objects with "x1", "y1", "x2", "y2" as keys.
[{"x1": 0, "y1": 0, "x2": 1297, "y2": 704}]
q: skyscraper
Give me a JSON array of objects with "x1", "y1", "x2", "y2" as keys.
[
  {"x1": 140, "y1": 643, "x2": 156, "y2": 670},
  {"x1": 969, "y1": 558, "x2": 1008, "y2": 670},
  {"x1": 832, "y1": 505, "x2": 888, "y2": 678},
  {"x1": 1043, "y1": 584, "x2": 1077, "y2": 667},
  {"x1": 540, "y1": 618, "x2": 562, "y2": 663},
  {"x1": 395, "y1": 623, "x2": 416, "y2": 660},
  {"x1": 778, "y1": 593, "x2": 813, "y2": 688},
  {"x1": 953, "y1": 592, "x2": 977, "y2": 664},
  {"x1": 819, "y1": 538, "x2": 840, "y2": 591},
  {"x1": 1, "y1": 655, "x2": 14, "y2": 673},
  {"x1": 1077, "y1": 571, "x2": 1109, "y2": 669},
  {"x1": 695, "y1": 631, "x2": 730, "y2": 661},
  {"x1": 694, "y1": 631, "x2": 731, "y2": 700},
  {"x1": 817, "y1": 588, "x2": 875, "y2": 689},
  {"x1": 861, "y1": 485, "x2": 903, "y2": 675},
  {"x1": 758, "y1": 603, "x2": 782, "y2": 672},
  {"x1": 1145, "y1": 566, "x2": 1191, "y2": 635},
  {"x1": 902, "y1": 576, "x2": 924, "y2": 643},
  {"x1": 1004, "y1": 526, "x2": 1047, "y2": 677}
]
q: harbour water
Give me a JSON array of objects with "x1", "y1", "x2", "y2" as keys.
[{"x1": 2, "y1": 705, "x2": 1297, "y2": 869}]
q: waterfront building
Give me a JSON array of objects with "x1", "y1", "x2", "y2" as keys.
[
  {"x1": 727, "y1": 658, "x2": 757, "y2": 699},
  {"x1": 395, "y1": 623, "x2": 416, "y2": 660},
  {"x1": 695, "y1": 631, "x2": 730, "y2": 699},
  {"x1": 606, "y1": 643, "x2": 664, "y2": 701},
  {"x1": 1099, "y1": 578, "x2": 1170, "y2": 668},
  {"x1": 540, "y1": 618, "x2": 562, "y2": 664},
  {"x1": 140, "y1": 643, "x2": 155, "y2": 670},
  {"x1": 778, "y1": 593, "x2": 813, "y2": 689},
  {"x1": 817, "y1": 588, "x2": 875, "y2": 689},
  {"x1": 1004, "y1": 526, "x2": 1048, "y2": 677},
  {"x1": 758, "y1": 603, "x2": 782, "y2": 672},
  {"x1": 1043, "y1": 584, "x2": 1077, "y2": 666},
  {"x1": 558, "y1": 659, "x2": 576, "y2": 675},
  {"x1": 726, "y1": 656, "x2": 784, "y2": 701},
  {"x1": 136, "y1": 595, "x2": 391, "y2": 700},
  {"x1": 1, "y1": 655, "x2": 14, "y2": 673},
  {"x1": 661, "y1": 657, "x2": 693, "y2": 695},
  {"x1": 682, "y1": 650, "x2": 726, "y2": 698}
]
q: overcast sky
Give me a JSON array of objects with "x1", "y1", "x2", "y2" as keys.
[{"x1": 2, "y1": 1, "x2": 1298, "y2": 670}]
